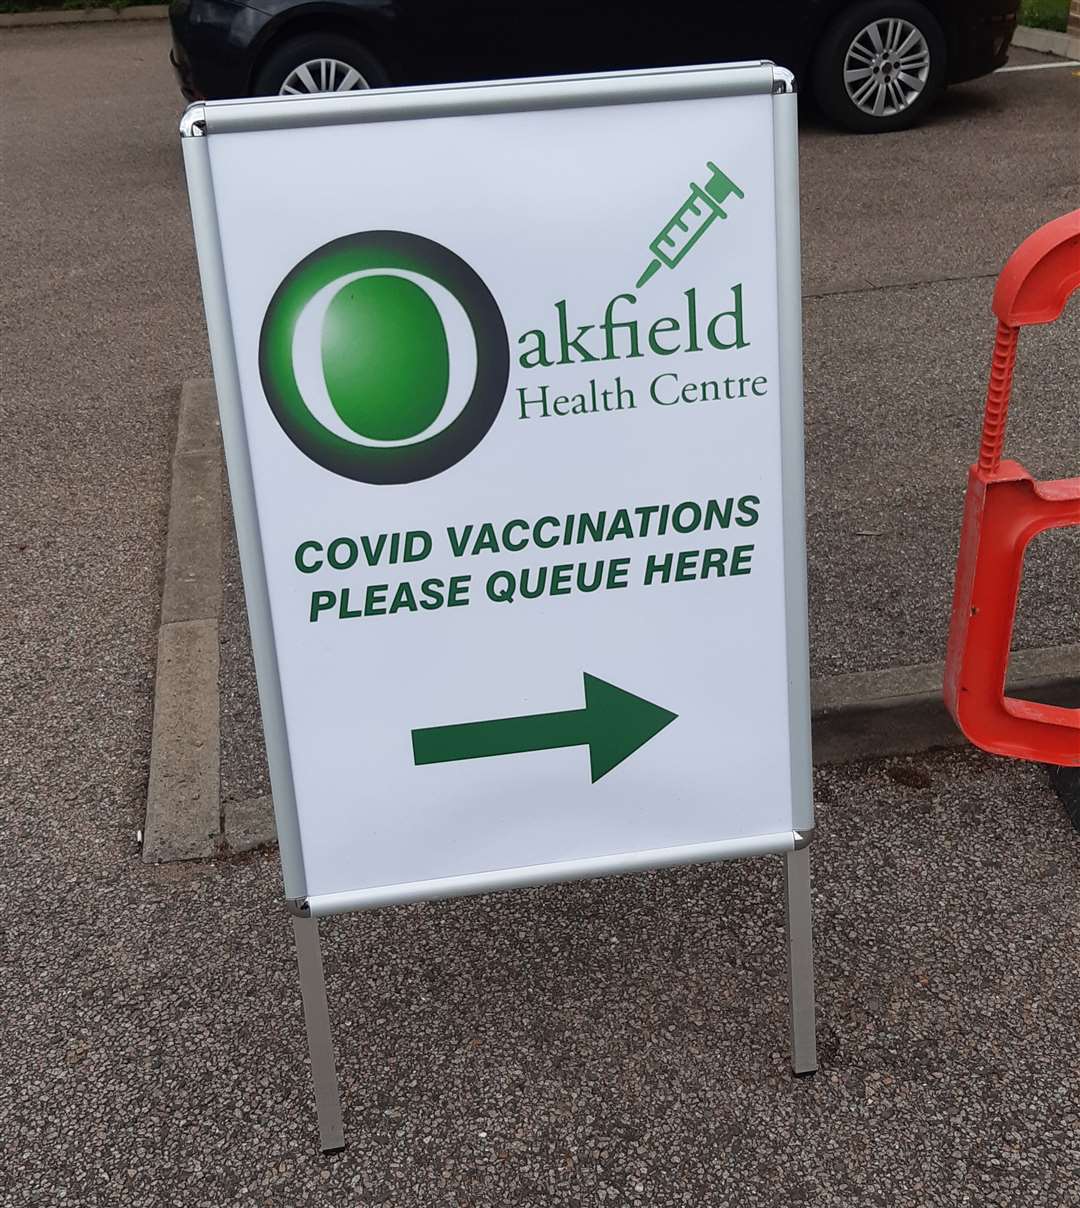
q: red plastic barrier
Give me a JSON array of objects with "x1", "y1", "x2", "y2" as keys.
[{"x1": 944, "y1": 210, "x2": 1080, "y2": 766}]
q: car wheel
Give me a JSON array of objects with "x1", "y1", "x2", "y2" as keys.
[
  {"x1": 811, "y1": 0, "x2": 946, "y2": 133},
  {"x1": 253, "y1": 33, "x2": 390, "y2": 98}
]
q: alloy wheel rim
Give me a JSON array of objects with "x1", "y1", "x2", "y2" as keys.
[
  {"x1": 280, "y1": 59, "x2": 371, "y2": 96},
  {"x1": 843, "y1": 18, "x2": 930, "y2": 117}
]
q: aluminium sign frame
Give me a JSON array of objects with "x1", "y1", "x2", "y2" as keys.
[{"x1": 181, "y1": 60, "x2": 816, "y2": 1150}]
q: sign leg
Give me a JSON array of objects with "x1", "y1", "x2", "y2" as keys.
[
  {"x1": 291, "y1": 915, "x2": 346, "y2": 1151},
  {"x1": 783, "y1": 846, "x2": 818, "y2": 1075}
]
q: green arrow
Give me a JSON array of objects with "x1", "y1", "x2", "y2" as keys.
[{"x1": 412, "y1": 674, "x2": 677, "y2": 783}]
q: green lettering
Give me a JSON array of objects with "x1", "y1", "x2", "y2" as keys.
[
  {"x1": 648, "y1": 315, "x2": 680, "y2": 355},
  {"x1": 420, "y1": 578, "x2": 445, "y2": 610},
  {"x1": 517, "y1": 329, "x2": 553, "y2": 369},
  {"x1": 327, "y1": 537, "x2": 358, "y2": 570},
  {"x1": 403, "y1": 531, "x2": 432, "y2": 562},
  {"x1": 446, "y1": 525, "x2": 472, "y2": 557},
  {"x1": 359, "y1": 533, "x2": 386, "y2": 566},
  {"x1": 389, "y1": 580, "x2": 417, "y2": 614},
  {"x1": 472, "y1": 523, "x2": 499, "y2": 555},
  {"x1": 643, "y1": 552, "x2": 673, "y2": 585},
  {"x1": 364, "y1": 583, "x2": 388, "y2": 616},
  {"x1": 447, "y1": 575, "x2": 471, "y2": 607},
  {"x1": 607, "y1": 557, "x2": 631, "y2": 589},
  {"x1": 704, "y1": 498, "x2": 733, "y2": 529},
  {"x1": 518, "y1": 385, "x2": 550, "y2": 419},
  {"x1": 605, "y1": 509, "x2": 634, "y2": 540},
  {"x1": 555, "y1": 300, "x2": 599, "y2": 364},
  {"x1": 338, "y1": 587, "x2": 362, "y2": 619},
  {"x1": 502, "y1": 519, "x2": 529, "y2": 552},
  {"x1": 731, "y1": 544, "x2": 754, "y2": 575},
  {"x1": 295, "y1": 541, "x2": 323, "y2": 574},
  {"x1": 601, "y1": 293, "x2": 641, "y2": 360},
  {"x1": 701, "y1": 547, "x2": 728, "y2": 578},
  {"x1": 534, "y1": 517, "x2": 560, "y2": 549},
  {"x1": 549, "y1": 563, "x2": 573, "y2": 595},
  {"x1": 675, "y1": 549, "x2": 700, "y2": 582},
  {"x1": 736, "y1": 496, "x2": 759, "y2": 527},
  {"x1": 706, "y1": 283, "x2": 749, "y2": 351},
  {"x1": 650, "y1": 372, "x2": 680, "y2": 405},
  {"x1": 309, "y1": 590, "x2": 335, "y2": 621}
]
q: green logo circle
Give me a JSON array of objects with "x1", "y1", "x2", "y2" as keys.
[{"x1": 259, "y1": 231, "x2": 509, "y2": 484}]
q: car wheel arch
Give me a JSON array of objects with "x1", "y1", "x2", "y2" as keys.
[
  {"x1": 246, "y1": 6, "x2": 400, "y2": 93},
  {"x1": 808, "y1": 0, "x2": 953, "y2": 69},
  {"x1": 774, "y1": 0, "x2": 949, "y2": 92}
]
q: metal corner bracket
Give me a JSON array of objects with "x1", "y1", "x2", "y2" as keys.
[
  {"x1": 287, "y1": 897, "x2": 312, "y2": 918},
  {"x1": 180, "y1": 104, "x2": 208, "y2": 138},
  {"x1": 792, "y1": 828, "x2": 816, "y2": 850}
]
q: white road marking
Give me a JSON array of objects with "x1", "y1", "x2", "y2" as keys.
[{"x1": 996, "y1": 60, "x2": 1080, "y2": 72}]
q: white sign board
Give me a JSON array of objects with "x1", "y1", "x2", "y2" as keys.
[{"x1": 183, "y1": 62, "x2": 812, "y2": 918}]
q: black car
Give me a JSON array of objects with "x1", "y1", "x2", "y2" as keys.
[{"x1": 170, "y1": 0, "x2": 1017, "y2": 132}]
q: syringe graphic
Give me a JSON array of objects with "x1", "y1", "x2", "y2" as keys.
[{"x1": 635, "y1": 162, "x2": 745, "y2": 289}]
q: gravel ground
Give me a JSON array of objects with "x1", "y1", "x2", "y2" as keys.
[
  {"x1": 3, "y1": 749, "x2": 1079, "y2": 1206},
  {"x1": 2, "y1": 23, "x2": 1079, "y2": 1207}
]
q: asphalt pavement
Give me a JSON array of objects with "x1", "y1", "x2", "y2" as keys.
[
  {"x1": 3, "y1": 744, "x2": 1079, "y2": 1207},
  {"x1": 2, "y1": 23, "x2": 1079, "y2": 1208}
]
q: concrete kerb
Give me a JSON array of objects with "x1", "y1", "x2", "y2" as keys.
[
  {"x1": 225, "y1": 793, "x2": 277, "y2": 853},
  {"x1": 144, "y1": 379, "x2": 278, "y2": 861},
  {"x1": 811, "y1": 646, "x2": 1080, "y2": 764},
  {"x1": 143, "y1": 380, "x2": 224, "y2": 863},
  {"x1": 144, "y1": 378, "x2": 1080, "y2": 862},
  {"x1": 0, "y1": 5, "x2": 167, "y2": 28},
  {"x1": 1012, "y1": 24, "x2": 1080, "y2": 60},
  {"x1": 143, "y1": 619, "x2": 220, "y2": 861}
]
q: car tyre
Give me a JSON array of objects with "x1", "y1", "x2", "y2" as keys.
[
  {"x1": 811, "y1": 0, "x2": 946, "y2": 133},
  {"x1": 254, "y1": 32, "x2": 390, "y2": 97}
]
